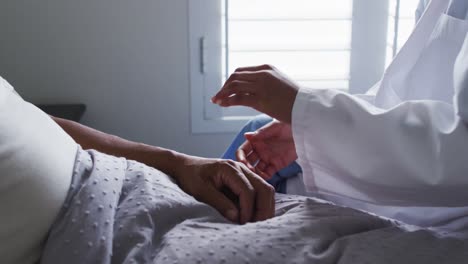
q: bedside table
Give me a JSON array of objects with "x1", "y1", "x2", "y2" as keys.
[{"x1": 36, "y1": 104, "x2": 86, "y2": 122}]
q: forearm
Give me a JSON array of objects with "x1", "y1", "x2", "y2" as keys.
[
  {"x1": 51, "y1": 116, "x2": 275, "y2": 223},
  {"x1": 51, "y1": 116, "x2": 189, "y2": 180}
]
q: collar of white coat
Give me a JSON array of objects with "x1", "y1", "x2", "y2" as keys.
[{"x1": 384, "y1": 0, "x2": 453, "y2": 79}]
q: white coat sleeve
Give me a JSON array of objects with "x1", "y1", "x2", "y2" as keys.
[{"x1": 292, "y1": 36, "x2": 468, "y2": 207}]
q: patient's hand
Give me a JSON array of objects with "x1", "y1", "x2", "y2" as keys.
[
  {"x1": 174, "y1": 156, "x2": 275, "y2": 224},
  {"x1": 237, "y1": 120, "x2": 297, "y2": 180},
  {"x1": 51, "y1": 114, "x2": 274, "y2": 224}
]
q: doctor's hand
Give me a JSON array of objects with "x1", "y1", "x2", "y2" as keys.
[
  {"x1": 174, "y1": 156, "x2": 275, "y2": 224},
  {"x1": 237, "y1": 120, "x2": 298, "y2": 180},
  {"x1": 212, "y1": 65, "x2": 299, "y2": 124}
]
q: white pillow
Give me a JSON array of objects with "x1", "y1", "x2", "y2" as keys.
[{"x1": 0, "y1": 76, "x2": 78, "y2": 264}]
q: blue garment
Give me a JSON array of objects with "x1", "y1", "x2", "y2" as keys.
[{"x1": 222, "y1": 115, "x2": 302, "y2": 193}]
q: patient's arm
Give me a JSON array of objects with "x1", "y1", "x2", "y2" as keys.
[{"x1": 51, "y1": 116, "x2": 275, "y2": 224}]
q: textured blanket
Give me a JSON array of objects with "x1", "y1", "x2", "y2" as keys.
[{"x1": 40, "y1": 148, "x2": 468, "y2": 264}]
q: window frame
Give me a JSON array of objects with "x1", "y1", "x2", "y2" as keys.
[{"x1": 189, "y1": 0, "x2": 390, "y2": 134}]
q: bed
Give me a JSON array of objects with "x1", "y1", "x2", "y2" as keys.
[{"x1": 39, "y1": 149, "x2": 468, "y2": 264}]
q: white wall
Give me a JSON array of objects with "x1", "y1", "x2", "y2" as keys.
[{"x1": 0, "y1": 0, "x2": 238, "y2": 157}]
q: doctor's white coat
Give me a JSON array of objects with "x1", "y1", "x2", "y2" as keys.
[{"x1": 292, "y1": 0, "x2": 468, "y2": 235}]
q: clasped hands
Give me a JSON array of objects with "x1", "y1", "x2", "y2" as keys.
[
  {"x1": 212, "y1": 65, "x2": 299, "y2": 179},
  {"x1": 179, "y1": 65, "x2": 300, "y2": 225}
]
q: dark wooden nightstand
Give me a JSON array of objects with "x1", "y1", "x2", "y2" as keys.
[{"x1": 36, "y1": 104, "x2": 86, "y2": 122}]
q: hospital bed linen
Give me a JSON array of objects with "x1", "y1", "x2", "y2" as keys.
[{"x1": 40, "y1": 148, "x2": 468, "y2": 264}]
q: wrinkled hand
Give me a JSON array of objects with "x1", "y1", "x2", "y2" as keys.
[
  {"x1": 211, "y1": 64, "x2": 299, "y2": 124},
  {"x1": 237, "y1": 120, "x2": 298, "y2": 180},
  {"x1": 174, "y1": 156, "x2": 275, "y2": 224}
]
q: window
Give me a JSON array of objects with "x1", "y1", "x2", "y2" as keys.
[
  {"x1": 189, "y1": 0, "x2": 417, "y2": 133},
  {"x1": 221, "y1": 0, "x2": 352, "y2": 118}
]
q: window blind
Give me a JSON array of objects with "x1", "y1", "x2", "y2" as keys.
[{"x1": 222, "y1": 0, "x2": 353, "y2": 90}]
